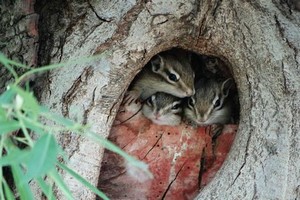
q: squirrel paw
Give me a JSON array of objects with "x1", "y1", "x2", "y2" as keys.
[{"x1": 123, "y1": 90, "x2": 141, "y2": 105}]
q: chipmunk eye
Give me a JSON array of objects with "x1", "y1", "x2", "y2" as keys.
[
  {"x1": 168, "y1": 73, "x2": 178, "y2": 82},
  {"x1": 214, "y1": 99, "x2": 221, "y2": 109},
  {"x1": 171, "y1": 103, "x2": 181, "y2": 110},
  {"x1": 147, "y1": 96, "x2": 154, "y2": 106}
]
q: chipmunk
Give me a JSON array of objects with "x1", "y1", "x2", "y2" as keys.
[
  {"x1": 142, "y1": 92, "x2": 183, "y2": 126},
  {"x1": 184, "y1": 78, "x2": 233, "y2": 126},
  {"x1": 124, "y1": 53, "x2": 195, "y2": 104}
]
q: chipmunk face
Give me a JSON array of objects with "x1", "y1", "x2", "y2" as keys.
[
  {"x1": 184, "y1": 78, "x2": 232, "y2": 125},
  {"x1": 142, "y1": 92, "x2": 183, "y2": 126},
  {"x1": 151, "y1": 55, "x2": 195, "y2": 98}
]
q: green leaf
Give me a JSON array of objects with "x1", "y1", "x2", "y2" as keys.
[
  {"x1": 24, "y1": 134, "x2": 58, "y2": 181},
  {"x1": 43, "y1": 111, "x2": 76, "y2": 128},
  {"x1": 10, "y1": 85, "x2": 40, "y2": 116},
  {"x1": 0, "y1": 148, "x2": 30, "y2": 166},
  {"x1": 86, "y1": 131, "x2": 153, "y2": 180},
  {"x1": 0, "y1": 53, "x2": 18, "y2": 80},
  {"x1": 49, "y1": 169, "x2": 73, "y2": 200},
  {"x1": 58, "y1": 162, "x2": 109, "y2": 200},
  {"x1": 50, "y1": 114, "x2": 75, "y2": 127},
  {"x1": 0, "y1": 107, "x2": 6, "y2": 120},
  {"x1": 36, "y1": 177, "x2": 55, "y2": 200},
  {"x1": 0, "y1": 88, "x2": 16, "y2": 105},
  {"x1": 0, "y1": 53, "x2": 10, "y2": 66},
  {"x1": 2, "y1": 179, "x2": 15, "y2": 200},
  {"x1": 39, "y1": 106, "x2": 81, "y2": 131},
  {"x1": 15, "y1": 52, "x2": 108, "y2": 85},
  {"x1": 0, "y1": 120, "x2": 20, "y2": 135},
  {"x1": 23, "y1": 118, "x2": 46, "y2": 135},
  {"x1": 0, "y1": 53, "x2": 29, "y2": 69},
  {"x1": 11, "y1": 164, "x2": 34, "y2": 200},
  {"x1": 87, "y1": 131, "x2": 136, "y2": 162}
]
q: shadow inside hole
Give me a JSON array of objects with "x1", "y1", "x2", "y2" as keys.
[{"x1": 97, "y1": 48, "x2": 240, "y2": 200}]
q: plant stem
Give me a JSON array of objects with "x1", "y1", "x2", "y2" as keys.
[
  {"x1": 0, "y1": 135, "x2": 6, "y2": 200},
  {"x1": 16, "y1": 110, "x2": 34, "y2": 147}
]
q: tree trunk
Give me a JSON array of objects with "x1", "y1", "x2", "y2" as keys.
[
  {"x1": 0, "y1": 0, "x2": 39, "y2": 92},
  {"x1": 2, "y1": 0, "x2": 300, "y2": 199}
]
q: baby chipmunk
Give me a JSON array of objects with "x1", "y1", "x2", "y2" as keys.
[
  {"x1": 124, "y1": 53, "x2": 195, "y2": 104},
  {"x1": 142, "y1": 92, "x2": 183, "y2": 126},
  {"x1": 184, "y1": 78, "x2": 233, "y2": 126}
]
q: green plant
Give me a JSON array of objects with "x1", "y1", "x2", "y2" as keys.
[{"x1": 0, "y1": 53, "x2": 152, "y2": 200}]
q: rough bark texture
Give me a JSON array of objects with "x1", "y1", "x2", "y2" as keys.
[
  {"x1": 2, "y1": 0, "x2": 299, "y2": 199},
  {"x1": 0, "y1": 0, "x2": 39, "y2": 92}
]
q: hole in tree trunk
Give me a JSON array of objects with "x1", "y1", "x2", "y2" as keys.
[{"x1": 98, "y1": 48, "x2": 240, "y2": 199}]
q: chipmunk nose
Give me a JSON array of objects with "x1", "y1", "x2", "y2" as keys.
[
  {"x1": 186, "y1": 88, "x2": 195, "y2": 96},
  {"x1": 198, "y1": 118, "x2": 206, "y2": 123},
  {"x1": 198, "y1": 113, "x2": 207, "y2": 122},
  {"x1": 154, "y1": 113, "x2": 161, "y2": 119}
]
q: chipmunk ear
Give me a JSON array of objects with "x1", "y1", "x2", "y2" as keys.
[
  {"x1": 221, "y1": 78, "x2": 233, "y2": 97},
  {"x1": 151, "y1": 55, "x2": 164, "y2": 73}
]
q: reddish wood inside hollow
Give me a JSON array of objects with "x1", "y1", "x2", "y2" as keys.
[{"x1": 98, "y1": 104, "x2": 237, "y2": 200}]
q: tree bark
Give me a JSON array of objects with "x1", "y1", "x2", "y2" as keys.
[
  {"x1": 2, "y1": 0, "x2": 299, "y2": 199},
  {"x1": 0, "y1": 0, "x2": 39, "y2": 92}
]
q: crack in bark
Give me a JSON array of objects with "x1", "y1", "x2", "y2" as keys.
[
  {"x1": 59, "y1": 130, "x2": 82, "y2": 162},
  {"x1": 287, "y1": 2, "x2": 294, "y2": 14},
  {"x1": 87, "y1": 0, "x2": 112, "y2": 22},
  {"x1": 296, "y1": 185, "x2": 300, "y2": 199},
  {"x1": 196, "y1": 0, "x2": 224, "y2": 40},
  {"x1": 237, "y1": 23, "x2": 252, "y2": 53},
  {"x1": 274, "y1": 14, "x2": 300, "y2": 95},
  {"x1": 62, "y1": 1, "x2": 90, "y2": 37},
  {"x1": 196, "y1": 8, "x2": 209, "y2": 38},
  {"x1": 276, "y1": 0, "x2": 300, "y2": 14},
  {"x1": 232, "y1": 5, "x2": 256, "y2": 56},
  {"x1": 82, "y1": 87, "x2": 96, "y2": 125},
  {"x1": 150, "y1": 14, "x2": 170, "y2": 26},
  {"x1": 259, "y1": 160, "x2": 267, "y2": 187},
  {"x1": 56, "y1": 36, "x2": 65, "y2": 62},
  {"x1": 66, "y1": 0, "x2": 114, "y2": 49},
  {"x1": 281, "y1": 61, "x2": 289, "y2": 94},
  {"x1": 231, "y1": 74, "x2": 253, "y2": 187},
  {"x1": 142, "y1": 133, "x2": 163, "y2": 160},
  {"x1": 120, "y1": 136, "x2": 136, "y2": 150},
  {"x1": 95, "y1": 0, "x2": 145, "y2": 54},
  {"x1": 231, "y1": 130, "x2": 251, "y2": 186},
  {"x1": 243, "y1": 22, "x2": 254, "y2": 38},
  {"x1": 289, "y1": 97, "x2": 299, "y2": 200},
  {"x1": 192, "y1": 0, "x2": 201, "y2": 18},
  {"x1": 161, "y1": 160, "x2": 187, "y2": 200},
  {"x1": 70, "y1": 134, "x2": 82, "y2": 159},
  {"x1": 106, "y1": 97, "x2": 121, "y2": 124},
  {"x1": 62, "y1": 66, "x2": 94, "y2": 117},
  {"x1": 274, "y1": 14, "x2": 299, "y2": 68},
  {"x1": 78, "y1": 23, "x2": 103, "y2": 48},
  {"x1": 274, "y1": 14, "x2": 286, "y2": 42},
  {"x1": 212, "y1": 0, "x2": 222, "y2": 19},
  {"x1": 252, "y1": 172, "x2": 257, "y2": 200},
  {"x1": 119, "y1": 106, "x2": 143, "y2": 124},
  {"x1": 105, "y1": 87, "x2": 129, "y2": 124},
  {"x1": 277, "y1": 0, "x2": 293, "y2": 15},
  {"x1": 198, "y1": 148, "x2": 206, "y2": 189}
]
